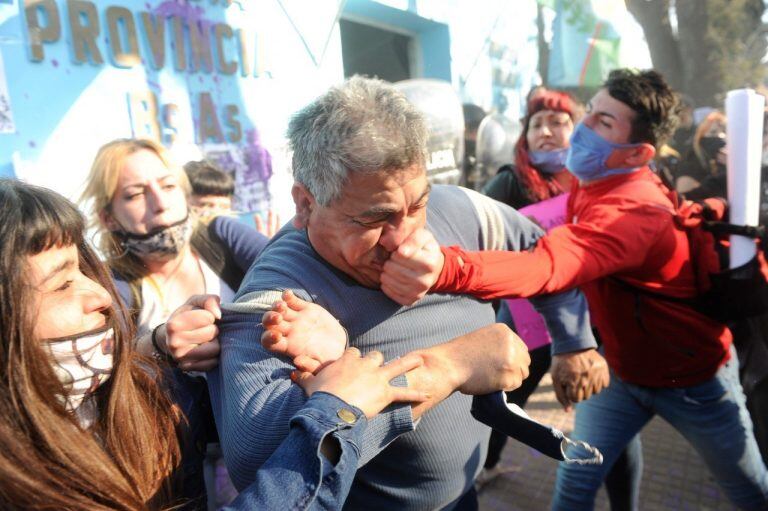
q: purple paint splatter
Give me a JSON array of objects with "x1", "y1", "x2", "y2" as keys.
[
  {"x1": 28, "y1": 140, "x2": 36, "y2": 148},
  {"x1": 242, "y1": 129, "x2": 273, "y2": 184},
  {"x1": 51, "y1": 59, "x2": 59, "y2": 68},
  {"x1": 154, "y1": 1, "x2": 212, "y2": 31}
]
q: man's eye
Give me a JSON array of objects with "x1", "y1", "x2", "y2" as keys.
[
  {"x1": 126, "y1": 192, "x2": 143, "y2": 200},
  {"x1": 353, "y1": 217, "x2": 386, "y2": 227},
  {"x1": 163, "y1": 183, "x2": 177, "y2": 191}
]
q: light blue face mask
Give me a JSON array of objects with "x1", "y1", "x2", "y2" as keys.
[
  {"x1": 529, "y1": 147, "x2": 568, "y2": 175},
  {"x1": 566, "y1": 123, "x2": 644, "y2": 182}
]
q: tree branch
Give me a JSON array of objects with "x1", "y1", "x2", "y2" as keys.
[{"x1": 625, "y1": 0, "x2": 683, "y2": 90}]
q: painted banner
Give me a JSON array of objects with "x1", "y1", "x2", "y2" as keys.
[{"x1": 506, "y1": 192, "x2": 569, "y2": 350}]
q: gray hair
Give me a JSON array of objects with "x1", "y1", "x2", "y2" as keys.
[{"x1": 288, "y1": 75, "x2": 429, "y2": 206}]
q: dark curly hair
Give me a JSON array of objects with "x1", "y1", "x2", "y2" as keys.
[{"x1": 604, "y1": 69, "x2": 680, "y2": 149}]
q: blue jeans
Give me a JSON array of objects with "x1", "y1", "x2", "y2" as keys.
[{"x1": 552, "y1": 348, "x2": 768, "y2": 511}]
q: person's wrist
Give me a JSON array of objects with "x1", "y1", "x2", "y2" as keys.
[
  {"x1": 431, "y1": 249, "x2": 446, "y2": 287},
  {"x1": 151, "y1": 323, "x2": 167, "y2": 353},
  {"x1": 420, "y1": 341, "x2": 467, "y2": 393},
  {"x1": 431, "y1": 246, "x2": 463, "y2": 293},
  {"x1": 151, "y1": 323, "x2": 175, "y2": 365},
  {"x1": 554, "y1": 347, "x2": 596, "y2": 359}
]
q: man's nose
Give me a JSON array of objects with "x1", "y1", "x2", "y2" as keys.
[{"x1": 378, "y1": 218, "x2": 411, "y2": 253}]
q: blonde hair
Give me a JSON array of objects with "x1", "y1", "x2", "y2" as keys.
[
  {"x1": 693, "y1": 111, "x2": 727, "y2": 171},
  {"x1": 80, "y1": 139, "x2": 191, "y2": 282}
]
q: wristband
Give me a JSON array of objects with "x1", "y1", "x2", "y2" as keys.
[{"x1": 151, "y1": 323, "x2": 176, "y2": 366}]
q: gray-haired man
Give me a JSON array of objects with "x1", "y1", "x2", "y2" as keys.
[{"x1": 209, "y1": 76, "x2": 597, "y2": 509}]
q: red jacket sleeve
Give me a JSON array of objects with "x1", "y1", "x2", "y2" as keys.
[{"x1": 433, "y1": 200, "x2": 673, "y2": 300}]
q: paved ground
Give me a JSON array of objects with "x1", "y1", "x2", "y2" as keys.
[{"x1": 478, "y1": 374, "x2": 736, "y2": 511}]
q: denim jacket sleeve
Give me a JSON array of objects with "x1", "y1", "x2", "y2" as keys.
[{"x1": 222, "y1": 391, "x2": 367, "y2": 511}]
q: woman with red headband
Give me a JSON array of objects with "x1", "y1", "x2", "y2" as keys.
[{"x1": 483, "y1": 89, "x2": 578, "y2": 208}]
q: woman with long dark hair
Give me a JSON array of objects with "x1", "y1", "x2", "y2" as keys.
[{"x1": 0, "y1": 179, "x2": 426, "y2": 510}]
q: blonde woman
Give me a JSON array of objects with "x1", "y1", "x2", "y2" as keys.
[
  {"x1": 81, "y1": 138, "x2": 269, "y2": 369},
  {"x1": 81, "y1": 138, "x2": 269, "y2": 505}
]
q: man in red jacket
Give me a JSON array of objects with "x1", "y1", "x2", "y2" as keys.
[{"x1": 382, "y1": 69, "x2": 768, "y2": 510}]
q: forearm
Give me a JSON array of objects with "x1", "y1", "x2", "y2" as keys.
[
  {"x1": 529, "y1": 289, "x2": 597, "y2": 355},
  {"x1": 216, "y1": 311, "x2": 414, "y2": 471},
  {"x1": 135, "y1": 331, "x2": 154, "y2": 356},
  {"x1": 134, "y1": 323, "x2": 165, "y2": 357},
  {"x1": 223, "y1": 392, "x2": 367, "y2": 511},
  {"x1": 213, "y1": 314, "x2": 312, "y2": 489},
  {"x1": 402, "y1": 325, "x2": 512, "y2": 420},
  {"x1": 404, "y1": 342, "x2": 463, "y2": 420},
  {"x1": 433, "y1": 245, "x2": 557, "y2": 300}
]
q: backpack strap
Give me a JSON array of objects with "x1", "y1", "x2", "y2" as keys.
[
  {"x1": 704, "y1": 221, "x2": 766, "y2": 240},
  {"x1": 609, "y1": 274, "x2": 700, "y2": 306},
  {"x1": 190, "y1": 219, "x2": 246, "y2": 292}
]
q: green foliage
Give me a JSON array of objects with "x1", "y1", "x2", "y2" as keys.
[
  {"x1": 625, "y1": 0, "x2": 766, "y2": 105},
  {"x1": 705, "y1": 0, "x2": 766, "y2": 93},
  {"x1": 561, "y1": 0, "x2": 598, "y2": 33}
]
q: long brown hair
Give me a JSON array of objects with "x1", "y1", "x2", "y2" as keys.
[{"x1": 0, "y1": 179, "x2": 183, "y2": 510}]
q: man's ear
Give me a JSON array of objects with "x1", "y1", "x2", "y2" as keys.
[
  {"x1": 291, "y1": 183, "x2": 316, "y2": 229},
  {"x1": 606, "y1": 143, "x2": 656, "y2": 169},
  {"x1": 98, "y1": 209, "x2": 119, "y2": 232}
]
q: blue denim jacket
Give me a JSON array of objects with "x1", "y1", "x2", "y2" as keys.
[{"x1": 223, "y1": 391, "x2": 367, "y2": 510}]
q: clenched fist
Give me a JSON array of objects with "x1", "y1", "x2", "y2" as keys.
[
  {"x1": 551, "y1": 348, "x2": 609, "y2": 411},
  {"x1": 381, "y1": 228, "x2": 444, "y2": 305}
]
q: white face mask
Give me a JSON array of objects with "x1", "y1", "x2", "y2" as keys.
[{"x1": 46, "y1": 326, "x2": 114, "y2": 412}]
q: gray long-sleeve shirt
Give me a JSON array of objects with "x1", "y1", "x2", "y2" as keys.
[{"x1": 208, "y1": 185, "x2": 596, "y2": 510}]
